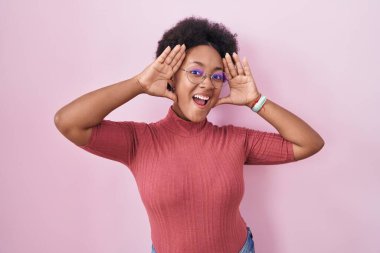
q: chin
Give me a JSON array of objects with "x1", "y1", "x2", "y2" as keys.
[{"x1": 173, "y1": 100, "x2": 212, "y2": 122}]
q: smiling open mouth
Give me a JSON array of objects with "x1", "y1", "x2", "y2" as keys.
[{"x1": 192, "y1": 94, "x2": 210, "y2": 106}]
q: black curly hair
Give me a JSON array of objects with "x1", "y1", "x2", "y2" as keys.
[{"x1": 156, "y1": 16, "x2": 238, "y2": 59}]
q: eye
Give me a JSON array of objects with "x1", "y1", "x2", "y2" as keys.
[
  {"x1": 211, "y1": 72, "x2": 225, "y2": 81},
  {"x1": 189, "y1": 69, "x2": 203, "y2": 76}
]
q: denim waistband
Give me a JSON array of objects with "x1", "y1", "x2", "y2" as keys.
[{"x1": 239, "y1": 226, "x2": 255, "y2": 253}]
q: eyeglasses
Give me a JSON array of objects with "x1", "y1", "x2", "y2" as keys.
[{"x1": 180, "y1": 67, "x2": 227, "y2": 88}]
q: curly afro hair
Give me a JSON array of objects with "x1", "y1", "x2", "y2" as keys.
[{"x1": 156, "y1": 16, "x2": 238, "y2": 59}]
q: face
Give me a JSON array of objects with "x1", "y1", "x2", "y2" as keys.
[{"x1": 172, "y1": 45, "x2": 224, "y2": 122}]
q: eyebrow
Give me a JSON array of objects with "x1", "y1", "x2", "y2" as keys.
[{"x1": 188, "y1": 61, "x2": 223, "y2": 71}]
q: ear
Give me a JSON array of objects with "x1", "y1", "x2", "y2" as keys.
[
  {"x1": 167, "y1": 78, "x2": 176, "y2": 92},
  {"x1": 171, "y1": 76, "x2": 176, "y2": 90}
]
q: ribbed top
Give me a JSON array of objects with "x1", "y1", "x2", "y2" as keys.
[
  {"x1": 79, "y1": 106, "x2": 295, "y2": 253},
  {"x1": 158, "y1": 106, "x2": 210, "y2": 137}
]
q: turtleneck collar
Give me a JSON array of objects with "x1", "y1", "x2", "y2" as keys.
[{"x1": 157, "y1": 106, "x2": 211, "y2": 137}]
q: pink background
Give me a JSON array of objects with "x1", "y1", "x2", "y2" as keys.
[{"x1": 1, "y1": 0, "x2": 379, "y2": 252}]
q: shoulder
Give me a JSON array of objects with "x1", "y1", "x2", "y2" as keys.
[
  {"x1": 100, "y1": 119, "x2": 147, "y2": 130},
  {"x1": 208, "y1": 122, "x2": 249, "y2": 137},
  {"x1": 97, "y1": 120, "x2": 152, "y2": 137}
]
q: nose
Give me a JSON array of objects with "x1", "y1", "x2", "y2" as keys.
[{"x1": 199, "y1": 75, "x2": 215, "y2": 89}]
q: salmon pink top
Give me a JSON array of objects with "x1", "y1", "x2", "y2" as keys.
[{"x1": 79, "y1": 106, "x2": 295, "y2": 253}]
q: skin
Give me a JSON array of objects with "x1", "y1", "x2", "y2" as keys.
[
  {"x1": 171, "y1": 45, "x2": 225, "y2": 122},
  {"x1": 54, "y1": 43, "x2": 324, "y2": 161}
]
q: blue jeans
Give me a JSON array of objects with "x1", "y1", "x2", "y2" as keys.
[{"x1": 151, "y1": 226, "x2": 255, "y2": 253}]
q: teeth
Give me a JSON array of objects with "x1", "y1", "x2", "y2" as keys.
[{"x1": 193, "y1": 94, "x2": 209, "y2": 100}]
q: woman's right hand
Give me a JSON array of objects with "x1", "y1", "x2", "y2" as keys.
[{"x1": 136, "y1": 44, "x2": 186, "y2": 102}]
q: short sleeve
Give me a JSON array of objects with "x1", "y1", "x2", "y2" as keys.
[
  {"x1": 245, "y1": 129, "x2": 295, "y2": 165},
  {"x1": 77, "y1": 120, "x2": 138, "y2": 167}
]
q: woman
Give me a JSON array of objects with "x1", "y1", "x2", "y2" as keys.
[{"x1": 54, "y1": 17, "x2": 324, "y2": 253}]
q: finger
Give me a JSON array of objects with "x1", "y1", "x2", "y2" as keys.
[
  {"x1": 225, "y1": 53, "x2": 238, "y2": 77},
  {"x1": 170, "y1": 44, "x2": 186, "y2": 69},
  {"x1": 157, "y1": 46, "x2": 171, "y2": 64},
  {"x1": 165, "y1": 44, "x2": 181, "y2": 65},
  {"x1": 242, "y1": 57, "x2": 252, "y2": 76},
  {"x1": 233, "y1": 53, "x2": 244, "y2": 76},
  {"x1": 222, "y1": 58, "x2": 232, "y2": 80},
  {"x1": 172, "y1": 50, "x2": 186, "y2": 73}
]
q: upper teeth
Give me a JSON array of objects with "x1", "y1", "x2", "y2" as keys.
[{"x1": 194, "y1": 94, "x2": 209, "y2": 100}]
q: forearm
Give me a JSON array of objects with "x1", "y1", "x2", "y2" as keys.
[
  {"x1": 54, "y1": 75, "x2": 144, "y2": 131},
  {"x1": 252, "y1": 98, "x2": 324, "y2": 150}
]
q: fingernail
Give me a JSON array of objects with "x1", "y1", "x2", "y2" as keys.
[{"x1": 233, "y1": 52, "x2": 237, "y2": 56}]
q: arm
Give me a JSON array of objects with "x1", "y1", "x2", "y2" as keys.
[
  {"x1": 54, "y1": 76, "x2": 145, "y2": 146},
  {"x1": 217, "y1": 52, "x2": 324, "y2": 161},
  {"x1": 250, "y1": 98, "x2": 324, "y2": 161},
  {"x1": 54, "y1": 44, "x2": 186, "y2": 146}
]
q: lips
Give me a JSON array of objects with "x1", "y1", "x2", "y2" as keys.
[{"x1": 192, "y1": 94, "x2": 210, "y2": 107}]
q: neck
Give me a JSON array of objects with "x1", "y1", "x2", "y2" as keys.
[
  {"x1": 157, "y1": 106, "x2": 210, "y2": 137},
  {"x1": 172, "y1": 103, "x2": 191, "y2": 122}
]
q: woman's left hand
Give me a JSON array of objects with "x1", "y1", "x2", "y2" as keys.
[{"x1": 214, "y1": 52, "x2": 261, "y2": 107}]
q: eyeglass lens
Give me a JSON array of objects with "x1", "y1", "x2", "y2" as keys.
[{"x1": 186, "y1": 68, "x2": 226, "y2": 87}]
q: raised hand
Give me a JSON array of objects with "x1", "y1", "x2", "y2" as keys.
[
  {"x1": 137, "y1": 44, "x2": 186, "y2": 102},
  {"x1": 215, "y1": 52, "x2": 261, "y2": 107}
]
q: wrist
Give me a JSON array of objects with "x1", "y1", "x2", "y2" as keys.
[
  {"x1": 246, "y1": 93, "x2": 261, "y2": 108},
  {"x1": 251, "y1": 95, "x2": 267, "y2": 113},
  {"x1": 134, "y1": 75, "x2": 147, "y2": 94}
]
